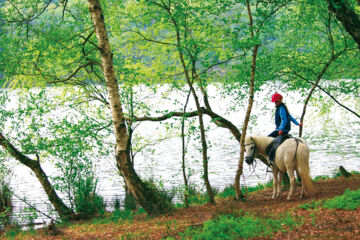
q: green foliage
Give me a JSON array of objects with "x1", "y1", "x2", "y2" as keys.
[
  {"x1": 314, "y1": 170, "x2": 360, "y2": 182},
  {"x1": 323, "y1": 188, "x2": 360, "y2": 210},
  {"x1": 0, "y1": 173, "x2": 13, "y2": 226},
  {"x1": 0, "y1": 0, "x2": 96, "y2": 88},
  {"x1": 298, "y1": 188, "x2": 360, "y2": 211},
  {"x1": 114, "y1": 197, "x2": 121, "y2": 211},
  {"x1": 298, "y1": 200, "x2": 324, "y2": 210},
  {"x1": 143, "y1": 178, "x2": 175, "y2": 204},
  {"x1": 313, "y1": 175, "x2": 331, "y2": 181},
  {"x1": 0, "y1": 182, "x2": 12, "y2": 214},
  {"x1": 19, "y1": 207, "x2": 38, "y2": 229},
  {"x1": 217, "y1": 185, "x2": 236, "y2": 198},
  {"x1": 185, "y1": 184, "x2": 209, "y2": 206},
  {"x1": 110, "y1": 209, "x2": 134, "y2": 222},
  {"x1": 124, "y1": 192, "x2": 137, "y2": 211},
  {"x1": 0, "y1": 88, "x2": 111, "y2": 219},
  {"x1": 73, "y1": 176, "x2": 105, "y2": 219},
  {"x1": 217, "y1": 181, "x2": 273, "y2": 199},
  {"x1": 2, "y1": 224, "x2": 21, "y2": 239},
  {"x1": 180, "y1": 213, "x2": 302, "y2": 240},
  {"x1": 92, "y1": 208, "x2": 147, "y2": 224}
]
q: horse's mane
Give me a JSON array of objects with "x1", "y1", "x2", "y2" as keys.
[{"x1": 247, "y1": 135, "x2": 273, "y2": 154}]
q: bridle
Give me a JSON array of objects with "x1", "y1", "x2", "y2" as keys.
[{"x1": 245, "y1": 142, "x2": 257, "y2": 165}]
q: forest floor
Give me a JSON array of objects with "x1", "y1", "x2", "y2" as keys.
[{"x1": 2, "y1": 174, "x2": 360, "y2": 240}]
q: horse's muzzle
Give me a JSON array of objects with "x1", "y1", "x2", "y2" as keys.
[{"x1": 245, "y1": 157, "x2": 254, "y2": 165}]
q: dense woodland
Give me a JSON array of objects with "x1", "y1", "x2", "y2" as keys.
[{"x1": 0, "y1": 0, "x2": 359, "y2": 226}]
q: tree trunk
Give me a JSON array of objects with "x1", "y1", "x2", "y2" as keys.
[
  {"x1": 299, "y1": 66, "x2": 327, "y2": 137},
  {"x1": 179, "y1": 55, "x2": 215, "y2": 204},
  {"x1": 235, "y1": 1, "x2": 258, "y2": 200},
  {"x1": 165, "y1": 5, "x2": 214, "y2": 203},
  {"x1": 0, "y1": 132, "x2": 74, "y2": 220},
  {"x1": 87, "y1": 0, "x2": 172, "y2": 215},
  {"x1": 327, "y1": 0, "x2": 360, "y2": 49},
  {"x1": 234, "y1": 45, "x2": 258, "y2": 200},
  {"x1": 181, "y1": 89, "x2": 191, "y2": 208},
  {"x1": 299, "y1": 44, "x2": 346, "y2": 137},
  {"x1": 339, "y1": 165, "x2": 352, "y2": 178}
]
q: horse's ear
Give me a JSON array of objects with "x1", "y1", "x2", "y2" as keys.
[{"x1": 250, "y1": 136, "x2": 254, "y2": 141}]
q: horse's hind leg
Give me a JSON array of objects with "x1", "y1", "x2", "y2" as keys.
[
  {"x1": 287, "y1": 171, "x2": 296, "y2": 200},
  {"x1": 297, "y1": 170, "x2": 305, "y2": 198},
  {"x1": 300, "y1": 183, "x2": 305, "y2": 198},
  {"x1": 272, "y1": 168, "x2": 278, "y2": 199}
]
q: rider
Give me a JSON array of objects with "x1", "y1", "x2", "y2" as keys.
[
  {"x1": 268, "y1": 93, "x2": 302, "y2": 137},
  {"x1": 267, "y1": 93, "x2": 302, "y2": 164}
]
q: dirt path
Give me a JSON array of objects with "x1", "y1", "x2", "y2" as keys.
[{"x1": 3, "y1": 175, "x2": 360, "y2": 240}]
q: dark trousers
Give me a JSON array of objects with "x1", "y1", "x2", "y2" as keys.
[
  {"x1": 268, "y1": 130, "x2": 279, "y2": 138},
  {"x1": 266, "y1": 131, "x2": 291, "y2": 163}
]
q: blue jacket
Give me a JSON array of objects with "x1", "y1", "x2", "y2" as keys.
[{"x1": 275, "y1": 103, "x2": 299, "y2": 132}]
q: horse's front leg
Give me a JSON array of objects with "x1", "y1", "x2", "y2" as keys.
[
  {"x1": 272, "y1": 168, "x2": 278, "y2": 199},
  {"x1": 287, "y1": 171, "x2": 296, "y2": 200},
  {"x1": 277, "y1": 171, "x2": 284, "y2": 198}
]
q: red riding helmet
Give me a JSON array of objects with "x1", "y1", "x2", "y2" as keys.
[{"x1": 271, "y1": 93, "x2": 283, "y2": 102}]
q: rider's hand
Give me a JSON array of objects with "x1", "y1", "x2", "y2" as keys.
[
  {"x1": 299, "y1": 122, "x2": 303, "y2": 127},
  {"x1": 278, "y1": 130, "x2": 283, "y2": 135}
]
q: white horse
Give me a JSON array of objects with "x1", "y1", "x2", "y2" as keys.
[{"x1": 244, "y1": 135, "x2": 314, "y2": 200}]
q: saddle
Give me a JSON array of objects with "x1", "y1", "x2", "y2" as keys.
[{"x1": 265, "y1": 134, "x2": 292, "y2": 165}]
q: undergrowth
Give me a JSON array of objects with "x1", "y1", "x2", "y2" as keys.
[
  {"x1": 298, "y1": 188, "x2": 360, "y2": 210},
  {"x1": 180, "y1": 212, "x2": 302, "y2": 240},
  {"x1": 323, "y1": 188, "x2": 360, "y2": 210},
  {"x1": 314, "y1": 170, "x2": 360, "y2": 182},
  {"x1": 217, "y1": 181, "x2": 273, "y2": 199}
]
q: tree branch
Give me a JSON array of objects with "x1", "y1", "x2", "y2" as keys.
[
  {"x1": 291, "y1": 70, "x2": 360, "y2": 119},
  {"x1": 130, "y1": 107, "x2": 241, "y2": 141},
  {"x1": 47, "y1": 60, "x2": 101, "y2": 84}
]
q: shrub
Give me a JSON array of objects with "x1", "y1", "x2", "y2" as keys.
[
  {"x1": 0, "y1": 181, "x2": 13, "y2": 226},
  {"x1": 143, "y1": 178, "x2": 175, "y2": 203},
  {"x1": 20, "y1": 207, "x2": 38, "y2": 228},
  {"x1": 73, "y1": 176, "x2": 105, "y2": 219},
  {"x1": 3, "y1": 224, "x2": 21, "y2": 239},
  {"x1": 186, "y1": 185, "x2": 208, "y2": 205},
  {"x1": 114, "y1": 196, "x2": 121, "y2": 211},
  {"x1": 124, "y1": 192, "x2": 137, "y2": 211}
]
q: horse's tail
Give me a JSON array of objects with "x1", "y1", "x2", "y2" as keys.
[{"x1": 296, "y1": 141, "x2": 315, "y2": 195}]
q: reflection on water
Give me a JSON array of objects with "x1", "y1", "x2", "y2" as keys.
[{"x1": 3, "y1": 87, "x2": 360, "y2": 226}]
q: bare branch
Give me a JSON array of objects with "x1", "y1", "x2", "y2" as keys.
[
  {"x1": 47, "y1": 60, "x2": 101, "y2": 84},
  {"x1": 291, "y1": 70, "x2": 360, "y2": 119},
  {"x1": 131, "y1": 107, "x2": 241, "y2": 141},
  {"x1": 128, "y1": 29, "x2": 177, "y2": 46}
]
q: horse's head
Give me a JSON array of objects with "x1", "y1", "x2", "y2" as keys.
[{"x1": 244, "y1": 136, "x2": 257, "y2": 165}]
